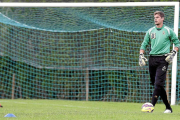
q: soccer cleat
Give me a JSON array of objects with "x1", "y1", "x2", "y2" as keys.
[{"x1": 164, "y1": 109, "x2": 172, "y2": 113}]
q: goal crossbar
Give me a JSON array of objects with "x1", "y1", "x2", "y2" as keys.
[{"x1": 0, "y1": 2, "x2": 179, "y2": 7}]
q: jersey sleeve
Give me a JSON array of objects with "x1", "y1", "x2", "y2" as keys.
[
  {"x1": 140, "y1": 31, "x2": 150, "y2": 50},
  {"x1": 170, "y1": 29, "x2": 180, "y2": 48}
]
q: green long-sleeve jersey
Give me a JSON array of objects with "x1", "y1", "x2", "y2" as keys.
[{"x1": 140, "y1": 25, "x2": 180, "y2": 55}]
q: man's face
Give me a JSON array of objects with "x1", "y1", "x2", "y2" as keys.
[{"x1": 154, "y1": 14, "x2": 164, "y2": 25}]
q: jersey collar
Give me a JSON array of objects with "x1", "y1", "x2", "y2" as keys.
[{"x1": 155, "y1": 25, "x2": 164, "y2": 30}]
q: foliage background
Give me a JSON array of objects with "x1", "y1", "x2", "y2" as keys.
[{"x1": 0, "y1": 0, "x2": 179, "y2": 103}]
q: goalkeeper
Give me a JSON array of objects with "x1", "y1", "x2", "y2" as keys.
[{"x1": 139, "y1": 11, "x2": 180, "y2": 113}]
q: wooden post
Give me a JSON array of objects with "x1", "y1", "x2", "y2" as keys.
[
  {"x1": 12, "y1": 73, "x2": 15, "y2": 99},
  {"x1": 85, "y1": 67, "x2": 89, "y2": 101},
  {"x1": 166, "y1": 71, "x2": 169, "y2": 101},
  {"x1": 19, "y1": 86, "x2": 22, "y2": 99}
]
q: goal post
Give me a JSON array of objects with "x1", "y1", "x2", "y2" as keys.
[
  {"x1": 0, "y1": 2, "x2": 179, "y2": 104},
  {"x1": 171, "y1": 2, "x2": 179, "y2": 105}
]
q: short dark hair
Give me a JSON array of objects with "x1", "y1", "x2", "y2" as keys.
[{"x1": 154, "y1": 11, "x2": 165, "y2": 18}]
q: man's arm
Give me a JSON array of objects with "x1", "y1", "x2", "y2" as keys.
[
  {"x1": 165, "y1": 29, "x2": 180, "y2": 64},
  {"x1": 139, "y1": 49, "x2": 147, "y2": 67},
  {"x1": 140, "y1": 49, "x2": 145, "y2": 54},
  {"x1": 170, "y1": 29, "x2": 180, "y2": 50},
  {"x1": 139, "y1": 30, "x2": 150, "y2": 67},
  {"x1": 140, "y1": 31, "x2": 150, "y2": 51},
  {"x1": 165, "y1": 47, "x2": 179, "y2": 64},
  {"x1": 174, "y1": 47, "x2": 179, "y2": 52}
]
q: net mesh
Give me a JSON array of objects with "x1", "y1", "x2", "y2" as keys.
[{"x1": 0, "y1": 6, "x2": 179, "y2": 103}]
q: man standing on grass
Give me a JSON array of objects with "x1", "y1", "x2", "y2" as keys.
[{"x1": 139, "y1": 11, "x2": 180, "y2": 113}]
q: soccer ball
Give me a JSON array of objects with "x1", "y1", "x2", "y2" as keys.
[{"x1": 141, "y1": 102, "x2": 154, "y2": 113}]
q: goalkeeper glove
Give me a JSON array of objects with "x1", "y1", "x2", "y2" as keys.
[
  {"x1": 139, "y1": 53, "x2": 148, "y2": 67},
  {"x1": 165, "y1": 50, "x2": 177, "y2": 64}
]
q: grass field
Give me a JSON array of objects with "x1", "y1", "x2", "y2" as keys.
[{"x1": 0, "y1": 99, "x2": 180, "y2": 120}]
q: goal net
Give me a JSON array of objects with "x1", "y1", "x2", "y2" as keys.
[{"x1": 0, "y1": 3, "x2": 179, "y2": 104}]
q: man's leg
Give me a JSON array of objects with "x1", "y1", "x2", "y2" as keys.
[
  {"x1": 151, "y1": 85, "x2": 160, "y2": 106},
  {"x1": 151, "y1": 85, "x2": 172, "y2": 112},
  {"x1": 159, "y1": 86, "x2": 171, "y2": 110},
  {"x1": 149, "y1": 56, "x2": 156, "y2": 86},
  {"x1": 149, "y1": 56, "x2": 158, "y2": 106},
  {"x1": 155, "y1": 57, "x2": 172, "y2": 113}
]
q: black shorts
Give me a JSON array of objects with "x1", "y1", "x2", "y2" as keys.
[{"x1": 149, "y1": 56, "x2": 168, "y2": 87}]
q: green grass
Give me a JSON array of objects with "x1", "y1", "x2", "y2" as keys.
[{"x1": 0, "y1": 99, "x2": 180, "y2": 120}]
